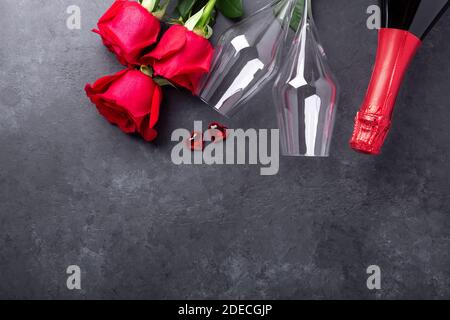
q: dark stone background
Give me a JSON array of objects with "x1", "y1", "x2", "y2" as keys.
[{"x1": 0, "y1": 0, "x2": 449, "y2": 299}]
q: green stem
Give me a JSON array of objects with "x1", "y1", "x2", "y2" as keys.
[{"x1": 197, "y1": 0, "x2": 217, "y2": 29}]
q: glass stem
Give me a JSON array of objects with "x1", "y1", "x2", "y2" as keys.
[
  {"x1": 293, "y1": 0, "x2": 313, "y2": 36},
  {"x1": 306, "y1": 0, "x2": 313, "y2": 19}
]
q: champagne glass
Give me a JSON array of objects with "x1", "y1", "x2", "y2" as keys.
[
  {"x1": 197, "y1": 0, "x2": 297, "y2": 117},
  {"x1": 273, "y1": 0, "x2": 339, "y2": 157}
]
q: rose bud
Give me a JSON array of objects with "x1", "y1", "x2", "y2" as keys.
[
  {"x1": 85, "y1": 68, "x2": 162, "y2": 142},
  {"x1": 141, "y1": 24, "x2": 214, "y2": 94},
  {"x1": 93, "y1": 0, "x2": 161, "y2": 66}
]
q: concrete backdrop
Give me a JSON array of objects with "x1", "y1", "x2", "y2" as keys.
[{"x1": 0, "y1": 0, "x2": 449, "y2": 299}]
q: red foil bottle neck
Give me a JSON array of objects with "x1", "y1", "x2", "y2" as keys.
[{"x1": 350, "y1": 28, "x2": 422, "y2": 155}]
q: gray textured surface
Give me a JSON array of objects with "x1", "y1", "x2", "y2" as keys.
[{"x1": 0, "y1": 0, "x2": 449, "y2": 300}]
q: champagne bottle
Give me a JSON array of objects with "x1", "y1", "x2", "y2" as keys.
[{"x1": 350, "y1": 0, "x2": 449, "y2": 155}]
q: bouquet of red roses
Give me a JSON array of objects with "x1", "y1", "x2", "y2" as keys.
[{"x1": 85, "y1": 0, "x2": 243, "y2": 141}]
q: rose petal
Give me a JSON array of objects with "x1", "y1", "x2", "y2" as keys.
[
  {"x1": 143, "y1": 25, "x2": 214, "y2": 93},
  {"x1": 94, "y1": 0, "x2": 161, "y2": 66},
  {"x1": 85, "y1": 68, "x2": 162, "y2": 142}
]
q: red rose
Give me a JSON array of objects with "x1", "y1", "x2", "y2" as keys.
[
  {"x1": 141, "y1": 25, "x2": 214, "y2": 94},
  {"x1": 93, "y1": 0, "x2": 161, "y2": 66},
  {"x1": 85, "y1": 68, "x2": 162, "y2": 142}
]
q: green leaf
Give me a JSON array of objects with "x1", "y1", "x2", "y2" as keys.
[
  {"x1": 184, "y1": 6, "x2": 205, "y2": 30},
  {"x1": 290, "y1": 0, "x2": 305, "y2": 31},
  {"x1": 195, "y1": 24, "x2": 213, "y2": 39},
  {"x1": 216, "y1": 0, "x2": 243, "y2": 18},
  {"x1": 140, "y1": 0, "x2": 158, "y2": 13},
  {"x1": 153, "y1": 0, "x2": 170, "y2": 19},
  {"x1": 175, "y1": 0, "x2": 243, "y2": 26},
  {"x1": 192, "y1": 0, "x2": 209, "y2": 14},
  {"x1": 140, "y1": 65, "x2": 154, "y2": 77},
  {"x1": 176, "y1": 0, "x2": 198, "y2": 20},
  {"x1": 153, "y1": 77, "x2": 177, "y2": 88}
]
